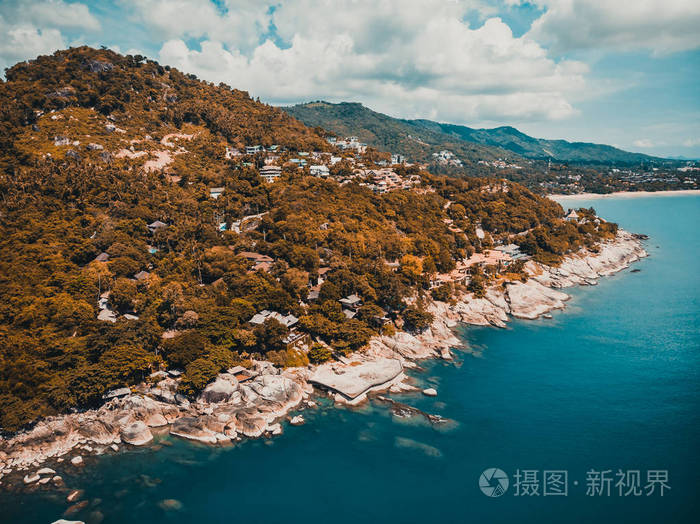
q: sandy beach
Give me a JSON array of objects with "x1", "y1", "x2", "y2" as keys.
[{"x1": 549, "y1": 189, "x2": 700, "y2": 201}]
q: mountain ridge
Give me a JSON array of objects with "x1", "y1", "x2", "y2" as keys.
[{"x1": 283, "y1": 101, "x2": 664, "y2": 165}]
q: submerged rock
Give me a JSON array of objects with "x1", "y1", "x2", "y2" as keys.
[
  {"x1": 158, "y1": 498, "x2": 183, "y2": 511},
  {"x1": 66, "y1": 489, "x2": 84, "y2": 503}
]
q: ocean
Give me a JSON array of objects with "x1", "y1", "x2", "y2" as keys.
[{"x1": 2, "y1": 194, "x2": 699, "y2": 523}]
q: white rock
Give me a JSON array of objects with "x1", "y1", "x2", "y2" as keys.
[
  {"x1": 120, "y1": 421, "x2": 153, "y2": 446},
  {"x1": 70, "y1": 456, "x2": 83, "y2": 466},
  {"x1": 37, "y1": 467, "x2": 56, "y2": 476},
  {"x1": 289, "y1": 415, "x2": 305, "y2": 426},
  {"x1": 310, "y1": 358, "x2": 403, "y2": 400},
  {"x1": 200, "y1": 376, "x2": 238, "y2": 403},
  {"x1": 422, "y1": 388, "x2": 438, "y2": 397},
  {"x1": 23, "y1": 473, "x2": 40, "y2": 484}
]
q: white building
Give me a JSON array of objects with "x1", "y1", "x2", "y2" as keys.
[
  {"x1": 310, "y1": 165, "x2": 330, "y2": 177},
  {"x1": 260, "y1": 165, "x2": 282, "y2": 183}
]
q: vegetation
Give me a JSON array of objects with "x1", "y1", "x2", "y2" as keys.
[
  {"x1": 0, "y1": 47, "x2": 620, "y2": 431},
  {"x1": 283, "y1": 101, "x2": 691, "y2": 193}
]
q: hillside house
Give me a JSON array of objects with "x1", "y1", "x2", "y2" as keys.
[
  {"x1": 339, "y1": 294, "x2": 362, "y2": 310},
  {"x1": 209, "y1": 187, "x2": 224, "y2": 199},
  {"x1": 249, "y1": 310, "x2": 299, "y2": 328},
  {"x1": 260, "y1": 165, "x2": 282, "y2": 183},
  {"x1": 238, "y1": 251, "x2": 274, "y2": 272},
  {"x1": 245, "y1": 145, "x2": 262, "y2": 155},
  {"x1": 310, "y1": 165, "x2": 330, "y2": 177},
  {"x1": 147, "y1": 220, "x2": 168, "y2": 234},
  {"x1": 565, "y1": 209, "x2": 580, "y2": 221}
]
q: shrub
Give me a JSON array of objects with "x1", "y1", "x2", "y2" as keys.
[
  {"x1": 402, "y1": 306, "x2": 434, "y2": 333},
  {"x1": 308, "y1": 343, "x2": 332, "y2": 364},
  {"x1": 178, "y1": 358, "x2": 219, "y2": 396}
]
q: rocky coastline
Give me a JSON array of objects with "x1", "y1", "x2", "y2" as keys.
[{"x1": 0, "y1": 230, "x2": 647, "y2": 491}]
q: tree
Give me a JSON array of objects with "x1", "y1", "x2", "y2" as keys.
[
  {"x1": 111, "y1": 277, "x2": 138, "y2": 311},
  {"x1": 308, "y1": 343, "x2": 332, "y2": 364},
  {"x1": 253, "y1": 318, "x2": 288, "y2": 353},
  {"x1": 402, "y1": 306, "x2": 434, "y2": 333},
  {"x1": 161, "y1": 331, "x2": 207, "y2": 368},
  {"x1": 98, "y1": 345, "x2": 153, "y2": 388},
  {"x1": 400, "y1": 254, "x2": 423, "y2": 282},
  {"x1": 178, "y1": 358, "x2": 219, "y2": 396}
]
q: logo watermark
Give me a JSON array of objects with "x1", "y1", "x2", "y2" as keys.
[
  {"x1": 479, "y1": 468, "x2": 509, "y2": 497},
  {"x1": 479, "y1": 468, "x2": 670, "y2": 497}
]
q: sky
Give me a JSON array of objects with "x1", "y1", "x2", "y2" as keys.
[{"x1": 0, "y1": 0, "x2": 698, "y2": 159}]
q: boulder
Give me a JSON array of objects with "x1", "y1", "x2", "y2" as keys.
[
  {"x1": 289, "y1": 415, "x2": 305, "y2": 426},
  {"x1": 233, "y1": 409, "x2": 268, "y2": 438},
  {"x1": 37, "y1": 467, "x2": 56, "y2": 475},
  {"x1": 120, "y1": 421, "x2": 153, "y2": 446},
  {"x1": 422, "y1": 388, "x2": 438, "y2": 397},
  {"x1": 70, "y1": 456, "x2": 83, "y2": 466},
  {"x1": 200, "y1": 376, "x2": 238, "y2": 403},
  {"x1": 169, "y1": 417, "x2": 219, "y2": 444},
  {"x1": 309, "y1": 359, "x2": 403, "y2": 400},
  {"x1": 506, "y1": 280, "x2": 569, "y2": 319},
  {"x1": 23, "y1": 473, "x2": 40, "y2": 484}
]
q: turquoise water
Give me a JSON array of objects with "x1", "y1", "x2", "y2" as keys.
[{"x1": 3, "y1": 195, "x2": 699, "y2": 523}]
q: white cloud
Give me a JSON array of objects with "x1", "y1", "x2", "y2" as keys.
[
  {"x1": 1, "y1": 0, "x2": 100, "y2": 31},
  {"x1": 0, "y1": 0, "x2": 99, "y2": 73},
  {"x1": 154, "y1": 1, "x2": 589, "y2": 124},
  {"x1": 0, "y1": 20, "x2": 66, "y2": 73},
  {"x1": 119, "y1": 0, "x2": 270, "y2": 51},
  {"x1": 683, "y1": 138, "x2": 700, "y2": 147},
  {"x1": 633, "y1": 138, "x2": 654, "y2": 148},
  {"x1": 527, "y1": 0, "x2": 700, "y2": 55}
]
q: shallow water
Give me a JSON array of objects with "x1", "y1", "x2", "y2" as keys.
[{"x1": 3, "y1": 194, "x2": 699, "y2": 523}]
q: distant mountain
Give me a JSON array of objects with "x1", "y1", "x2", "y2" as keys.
[
  {"x1": 283, "y1": 101, "x2": 664, "y2": 165},
  {"x1": 282, "y1": 101, "x2": 520, "y2": 167}
]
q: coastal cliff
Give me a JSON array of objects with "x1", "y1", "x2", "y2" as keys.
[{"x1": 0, "y1": 230, "x2": 646, "y2": 484}]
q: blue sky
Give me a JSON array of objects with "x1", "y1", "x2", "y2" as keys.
[{"x1": 1, "y1": 0, "x2": 698, "y2": 158}]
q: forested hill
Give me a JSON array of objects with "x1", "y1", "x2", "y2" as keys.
[
  {"x1": 410, "y1": 120, "x2": 660, "y2": 164},
  {"x1": 0, "y1": 46, "x2": 329, "y2": 174},
  {"x1": 0, "y1": 47, "x2": 618, "y2": 431},
  {"x1": 283, "y1": 101, "x2": 520, "y2": 166},
  {"x1": 283, "y1": 101, "x2": 662, "y2": 164}
]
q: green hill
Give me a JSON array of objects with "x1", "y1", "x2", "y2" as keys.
[
  {"x1": 282, "y1": 101, "x2": 520, "y2": 166},
  {"x1": 283, "y1": 101, "x2": 663, "y2": 165}
]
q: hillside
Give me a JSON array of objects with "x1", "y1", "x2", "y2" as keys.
[
  {"x1": 0, "y1": 48, "x2": 619, "y2": 431},
  {"x1": 282, "y1": 101, "x2": 520, "y2": 166},
  {"x1": 283, "y1": 101, "x2": 662, "y2": 165}
]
